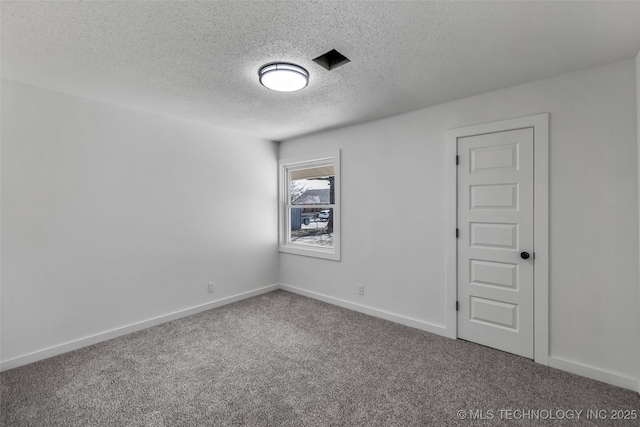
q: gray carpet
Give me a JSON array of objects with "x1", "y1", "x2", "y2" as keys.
[{"x1": 1, "y1": 290, "x2": 639, "y2": 426}]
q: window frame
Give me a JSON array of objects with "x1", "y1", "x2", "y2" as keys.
[{"x1": 278, "y1": 150, "x2": 341, "y2": 261}]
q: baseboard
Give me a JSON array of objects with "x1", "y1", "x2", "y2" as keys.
[
  {"x1": 279, "y1": 284, "x2": 449, "y2": 337},
  {"x1": 5, "y1": 284, "x2": 637, "y2": 394},
  {"x1": 0, "y1": 284, "x2": 280, "y2": 372},
  {"x1": 280, "y1": 285, "x2": 639, "y2": 392},
  {"x1": 548, "y1": 356, "x2": 638, "y2": 392}
]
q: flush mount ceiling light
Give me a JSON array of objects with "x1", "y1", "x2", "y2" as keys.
[{"x1": 259, "y1": 63, "x2": 309, "y2": 92}]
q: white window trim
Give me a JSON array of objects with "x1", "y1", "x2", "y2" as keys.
[{"x1": 278, "y1": 150, "x2": 341, "y2": 261}]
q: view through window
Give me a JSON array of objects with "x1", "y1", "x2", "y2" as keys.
[
  {"x1": 289, "y1": 165, "x2": 335, "y2": 248},
  {"x1": 279, "y1": 152, "x2": 340, "y2": 260}
]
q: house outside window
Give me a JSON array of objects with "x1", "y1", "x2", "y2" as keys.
[{"x1": 279, "y1": 151, "x2": 340, "y2": 261}]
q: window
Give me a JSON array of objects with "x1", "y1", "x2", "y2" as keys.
[{"x1": 279, "y1": 151, "x2": 340, "y2": 261}]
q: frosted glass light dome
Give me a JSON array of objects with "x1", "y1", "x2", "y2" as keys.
[{"x1": 259, "y1": 63, "x2": 309, "y2": 92}]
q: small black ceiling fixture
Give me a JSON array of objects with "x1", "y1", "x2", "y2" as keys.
[{"x1": 313, "y1": 49, "x2": 350, "y2": 71}]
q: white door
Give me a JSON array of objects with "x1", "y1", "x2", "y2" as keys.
[{"x1": 457, "y1": 128, "x2": 534, "y2": 358}]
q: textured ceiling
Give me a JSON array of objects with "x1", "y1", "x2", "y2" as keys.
[{"x1": 2, "y1": 1, "x2": 640, "y2": 141}]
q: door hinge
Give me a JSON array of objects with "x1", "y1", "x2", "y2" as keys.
[
  {"x1": 456, "y1": 301, "x2": 459, "y2": 311},
  {"x1": 456, "y1": 228, "x2": 459, "y2": 238},
  {"x1": 456, "y1": 155, "x2": 459, "y2": 165}
]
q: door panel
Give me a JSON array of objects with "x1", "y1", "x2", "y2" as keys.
[
  {"x1": 470, "y1": 222, "x2": 519, "y2": 249},
  {"x1": 470, "y1": 260, "x2": 518, "y2": 290},
  {"x1": 470, "y1": 184, "x2": 518, "y2": 210},
  {"x1": 470, "y1": 297, "x2": 518, "y2": 330},
  {"x1": 458, "y1": 128, "x2": 534, "y2": 358},
  {"x1": 470, "y1": 143, "x2": 518, "y2": 172}
]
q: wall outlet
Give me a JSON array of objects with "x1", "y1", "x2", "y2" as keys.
[
  {"x1": 358, "y1": 284, "x2": 364, "y2": 295},
  {"x1": 208, "y1": 282, "x2": 215, "y2": 293}
]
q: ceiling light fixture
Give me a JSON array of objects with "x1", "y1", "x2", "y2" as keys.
[{"x1": 259, "y1": 63, "x2": 309, "y2": 92}]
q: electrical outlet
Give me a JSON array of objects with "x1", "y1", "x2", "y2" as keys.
[
  {"x1": 358, "y1": 284, "x2": 364, "y2": 295},
  {"x1": 208, "y1": 282, "x2": 215, "y2": 293}
]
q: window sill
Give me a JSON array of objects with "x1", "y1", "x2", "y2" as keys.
[{"x1": 279, "y1": 244, "x2": 341, "y2": 261}]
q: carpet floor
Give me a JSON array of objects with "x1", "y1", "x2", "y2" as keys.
[{"x1": 1, "y1": 290, "x2": 639, "y2": 426}]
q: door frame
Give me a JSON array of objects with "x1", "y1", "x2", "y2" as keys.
[{"x1": 445, "y1": 113, "x2": 549, "y2": 365}]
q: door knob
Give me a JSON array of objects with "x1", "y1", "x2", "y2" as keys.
[{"x1": 520, "y1": 252, "x2": 530, "y2": 260}]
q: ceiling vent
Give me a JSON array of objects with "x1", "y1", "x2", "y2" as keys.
[{"x1": 312, "y1": 49, "x2": 350, "y2": 71}]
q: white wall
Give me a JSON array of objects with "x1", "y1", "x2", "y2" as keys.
[
  {"x1": 280, "y1": 59, "x2": 639, "y2": 388},
  {"x1": 1, "y1": 80, "x2": 279, "y2": 365},
  {"x1": 636, "y1": 49, "x2": 640, "y2": 392}
]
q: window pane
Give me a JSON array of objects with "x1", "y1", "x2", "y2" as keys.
[
  {"x1": 290, "y1": 166, "x2": 334, "y2": 205},
  {"x1": 289, "y1": 208, "x2": 333, "y2": 248},
  {"x1": 280, "y1": 151, "x2": 340, "y2": 260}
]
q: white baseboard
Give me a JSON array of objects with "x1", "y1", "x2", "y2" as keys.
[
  {"x1": 4, "y1": 283, "x2": 638, "y2": 394},
  {"x1": 279, "y1": 284, "x2": 449, "y2": 337},
  {"x1": 280, "y1": 285, "x2": 639, "y2": 392},
  {"x1": 0, "y1": 284, "x2": 279, "y2": 372},
  {"x1": 548, "y1": 356, "x2": 638, "y2": 392}
]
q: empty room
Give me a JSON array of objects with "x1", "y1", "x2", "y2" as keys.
[{"x1": 2, "y1": 1, "x2": 640, "y2": 425}]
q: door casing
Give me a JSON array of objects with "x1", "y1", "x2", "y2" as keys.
[{"x1": 445, "y1": 113, "x2": 549, "y2": 365}]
